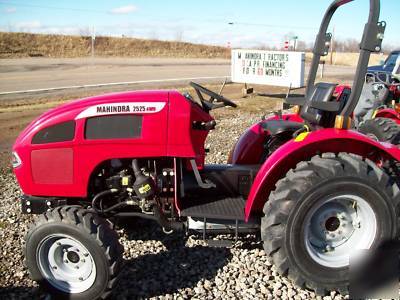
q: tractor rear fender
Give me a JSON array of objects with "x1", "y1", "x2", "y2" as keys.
[
  {"x1": 228, "y1": 113, "x2": 303, "y2": 165},
  {"x1": 375, "y1": 108, "x2": 400, "y2": 124},
  {"x1": 244, "y1": 128, "x2": 400, "y2": 221}
]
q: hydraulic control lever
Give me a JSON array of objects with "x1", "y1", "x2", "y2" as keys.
[
  {"x1": 192, "y1": 120, "x2": 216, "y2": 130},
  {"x1": 203, "y1": 120, "x2": 216, "y2": 130}
]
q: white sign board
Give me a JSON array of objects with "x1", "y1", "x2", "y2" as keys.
[{"x1": 231, "y1": 49, "x2": 305, "y2": 88}]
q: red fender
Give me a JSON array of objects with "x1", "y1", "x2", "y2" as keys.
[
  {"x1": 227, "y1": 122, "x2": 268, "y2": 165},
  {"x1": 244, "y1": 128, "x2": 400, "y2": 221},
  {"x1": 228, "y1": 113, "x2": 303, "y2": 164},
  {"x1": 375, "y1": 108, "x2": 400, "y2": 124}
]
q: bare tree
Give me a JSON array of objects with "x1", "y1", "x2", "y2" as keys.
[
  {"x1": 149, "y1": 30, "x2": 159, "y2": 41},
  {"x1": 296, "y1": 40, "x2": 308, "y2": 51},
  {"x1": 174, "y1": 28, "x2": 184, "y2": 42},
  {"x1": 332, "y1": 38, "x2": 360, "y2": 53},
  {"x1": 79, "y1": 26, "x2": 91, "y2": 37}
]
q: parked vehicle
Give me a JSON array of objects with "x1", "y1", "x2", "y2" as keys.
[
  {"x1": 12, "y1": 0, "x2": 399, "y2": 299},
  {"x1": 367, "y1": 50, "x2": 400, "y2": 73}
]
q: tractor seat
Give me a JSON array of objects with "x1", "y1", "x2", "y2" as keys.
[
  {"x1": 261, "y1": 120, "x2": 304, "y2": 135},
  {"x1": 286, "y1": 82, "x2": 348, "y2": 128}
]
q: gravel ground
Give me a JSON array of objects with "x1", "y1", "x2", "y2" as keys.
[{"x1": 0, "y1": 110, "x2": 347, "y2": 300}]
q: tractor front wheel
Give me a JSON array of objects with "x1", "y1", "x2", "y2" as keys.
[
  {"x1": 359, "y1": 117, "x2": 400, "y2": 144},
  {"x1": 261, "y1": 153, "x2": 400, "y2": 295},
  {"x1": 25, "y1": 206, "x2": 124, "y2": 299}
]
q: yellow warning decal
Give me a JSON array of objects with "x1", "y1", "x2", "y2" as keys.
[
  {"x1": 294, "y1": 131, "x2": 310, "y2": 142},
  {"x1": 122, "y1": 177, "x2": 129, "y2": 186},
  {"x1": 139, "y1": 184, "x2": 151, "y2": 194}
]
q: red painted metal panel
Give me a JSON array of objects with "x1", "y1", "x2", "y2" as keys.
[
  {"x1": 244, "y1": 128, "x2": 400, "y2": 221},
  {"x1": 13, "y1": 89, "x2": 213, "y2": 197},
  {"x1": 31, "y1": 148, "x2": 73, "y2": 184},
  {"x1": 167, "y1": 91, "x2": 213, "y2": 168},
  {"x1": 14, "y1": 90, "x2": 171, "y2": 197},
  {"x1": 228, "y1": 113, "x2": 303, "y2": 165},
  {"x1": 228, "y1": 122, "x2": 268, "y2": 165},
  {"x1": 375, "y1": 109, "x2": 400, "y2": 124}
]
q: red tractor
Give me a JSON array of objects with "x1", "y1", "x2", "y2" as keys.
[
  {"x1": 12, "y1": 0, "x2": 400, "y2": 298},
  {"x1": 356, "y1": 71, "x2": 400, "y2": 142}
]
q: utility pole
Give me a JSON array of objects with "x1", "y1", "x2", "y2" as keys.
[
  {"x1": 293, "y1": 36, "x2": 298, "y2": 51},
  {"x1": 330, "y1": 26, "x2": 335, "y2": 65},
  {"x1": 228, "y1": 22, "x2": 234, "y2": 49},
  {"x1": 91, "y1": 25, "x2": 95, "y2": 59}
]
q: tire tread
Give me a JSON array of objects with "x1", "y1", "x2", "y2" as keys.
[
  {"x1": 261, "y1": 152, "x2": 400, "y2": 295},
  {"x1": 25, "y1": 206, "x2": 123, "y2": 299},
  {"x1": 359, "y1": 117, "x2": 400, "y2": 144}
]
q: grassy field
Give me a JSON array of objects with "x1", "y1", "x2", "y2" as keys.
[
  {"x1": 305, "y1": 52, "x2": 386, "y2": 67},
  {"x1": 0, "y1": 32, "x2": 387, "y2": 66},
  {"x1": 0, "y1": 32, "x2": 230, "y2": 59}
]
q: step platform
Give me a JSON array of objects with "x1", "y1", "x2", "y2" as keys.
[{"x1": 180, "y1": 196, "x2": 245, "y2": 220}]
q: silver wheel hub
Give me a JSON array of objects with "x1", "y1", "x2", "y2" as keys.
[
  {"x1": 37, "y1": 235, "x2": 96, "y2": 293},
  {"x1": 305, "y1": 195, "x2": 377, "y2": 268}
]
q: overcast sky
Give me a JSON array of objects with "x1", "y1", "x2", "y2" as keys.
[{"x1": 0, "y1": 0, "x2": 399, "y2": 49}]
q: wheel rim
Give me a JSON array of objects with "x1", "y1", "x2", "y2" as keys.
[
  {"x1": 37, "y1": 234, "x2": 96, "y2": 293},
  {"x1": 304, "y1": 195, "x2": 377, "y2": 268}
]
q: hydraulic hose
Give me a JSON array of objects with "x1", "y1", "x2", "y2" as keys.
[
  {"x1": 131, "y1": 159, "x2": 142, "y2": 177},
  {"x1": 91, "y1": 189, "x2": 118, "y2": 213}
]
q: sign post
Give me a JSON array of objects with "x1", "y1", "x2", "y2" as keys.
[
  {"x1": 231, "y1": 49, "x2": 305, "y2": 88},
  {"x1": 292, "y1": 36, "x2": 298, "y2": 51}
]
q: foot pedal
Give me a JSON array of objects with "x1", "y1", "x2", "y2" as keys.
[{"x1": 206, "y1": 240, "x2": 233, "y2": 248}]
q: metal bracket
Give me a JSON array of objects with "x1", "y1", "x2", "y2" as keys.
[
  {"x1": 21, "y1": 195, "x2": 66, "y2": 214},
  {"x1": 189, "y1": 159, "x2": 216, "y2": 189},
  {"x1": 360, "y1": 21, "x2": 386, "y2": 52},
  {"x1": 313, "y1": 32, "x2": 332, "y2": 56}
]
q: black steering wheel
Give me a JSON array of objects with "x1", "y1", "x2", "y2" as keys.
[{"x1": 189, "y1": 81, "x2": 237, "y2": 112}]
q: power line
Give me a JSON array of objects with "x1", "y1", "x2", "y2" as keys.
[
  {"x1": 0, "y1": 1, "x2": 319, "y2": 32},
  {"x1": 0, "y1": 1, "x2": 108, "y2": 14},
  {"x1": 228, "y1": 21, "x2": 317, "y2": 31}
]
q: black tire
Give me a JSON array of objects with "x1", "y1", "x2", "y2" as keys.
[
  {"x1": 24, "y1": 206, "x2": 124, "y2": 300},
  {"x1": 359, "y1": 117, "x2": 400, "y2": 144},
  {"x1": 261, "y1": 132, "x2": 293, "y2": 163},
  {"x1": 261, "y1": 153, "x2": 400, "y2": 295}
]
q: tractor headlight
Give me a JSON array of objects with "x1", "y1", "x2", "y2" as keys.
[{"x1": 11, "y1": 151, "x2": 22, "y2": 168}]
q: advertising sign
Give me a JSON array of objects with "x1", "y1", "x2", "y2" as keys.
[{"x1": 231, "y1": 49, "x2": 305, "y2": 88}]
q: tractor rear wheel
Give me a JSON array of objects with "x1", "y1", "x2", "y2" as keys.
[
  {"x1": 359, "y1": 117, "x2": 400, "y2": 144},
  {"x1": 261, "y1": 153, "x2": 400, "y2": 295},
  {"x1": 25, "y1": 206, "x2": 124, "y2": 300},
  {"x1": 260, "y1": 132, "x2": 293, "y2": 163}
]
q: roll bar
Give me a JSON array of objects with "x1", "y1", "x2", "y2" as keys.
[{"x1": 306, "y1": 0, "x2": 385, "y2": 125}]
